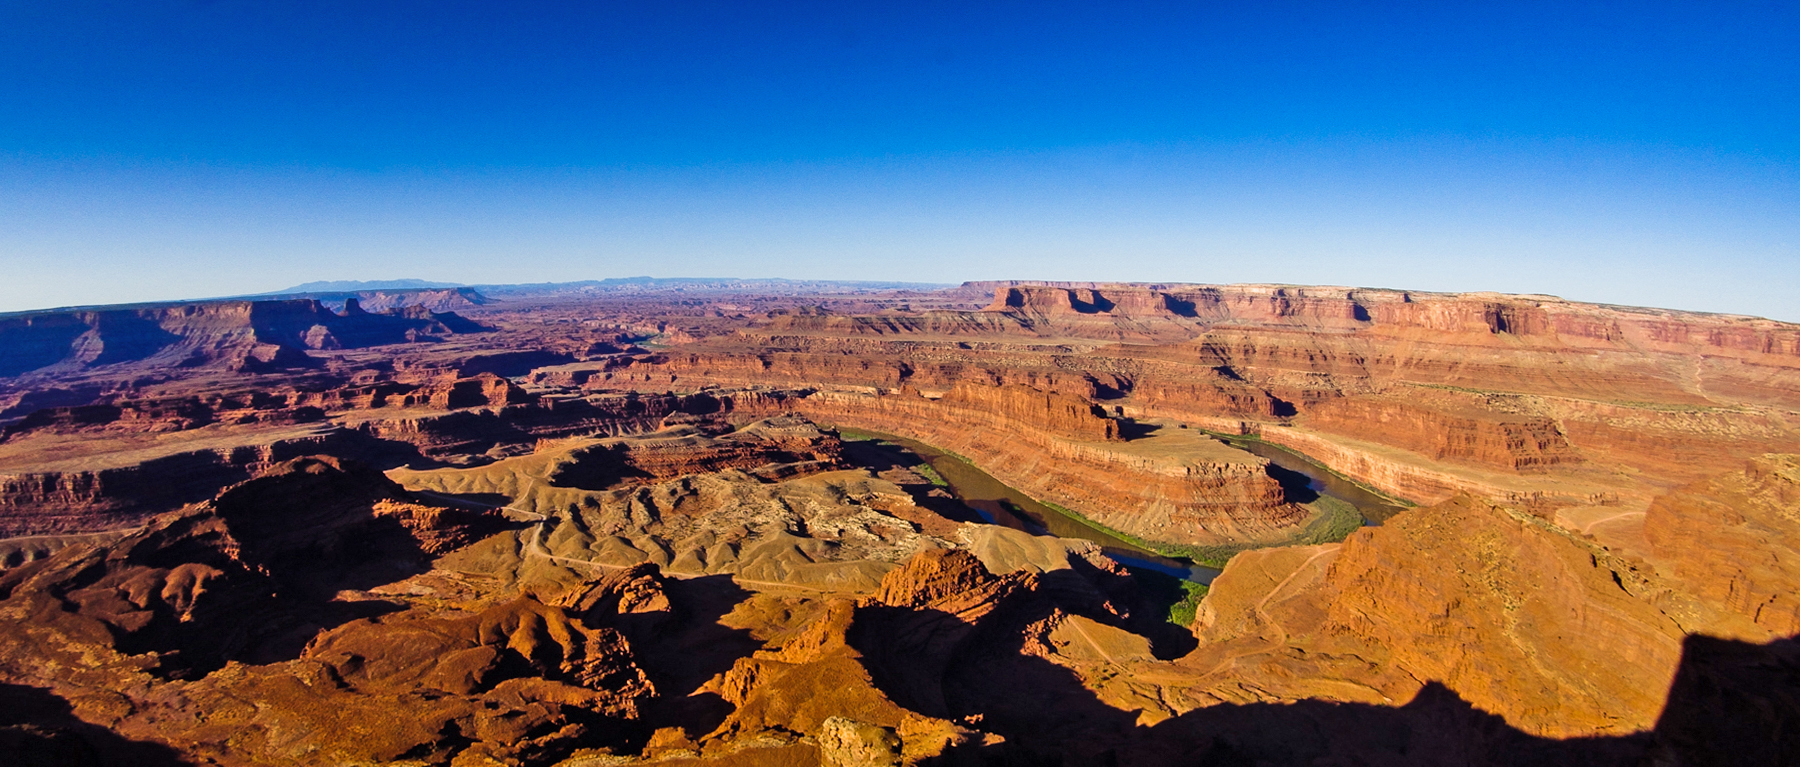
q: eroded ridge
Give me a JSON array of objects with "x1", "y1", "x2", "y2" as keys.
[{"x1": 0, "y1": 279, "x2": 1796, "y2": 765}]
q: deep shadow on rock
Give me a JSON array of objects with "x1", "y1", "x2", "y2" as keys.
[
  {"x1": 916, "y1": 632, "x2": 1800, "y2": 766},
  {"x1": 838, "y1": 437, "x2": 998, "y2": 526},
  {"x1": 0, "y1": 455, "x2": 508, "y2": 679},
  {"x1": 624, "y1": 574, "x2": 761, "y2": 742},
  {"x1": 0, "y1": 683, "x2": 189, "y2": 767}
]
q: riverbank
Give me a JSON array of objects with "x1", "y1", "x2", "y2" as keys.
[
  {"x1": 833, "y1": 420, "x2": 1410, "y2": 572},
  {"x1": 836, "y1": 427, "x2": 1222, "y2": 580},
  {"x1": 1205, "y1": 429, "x2": 1416, "y2": 520}
]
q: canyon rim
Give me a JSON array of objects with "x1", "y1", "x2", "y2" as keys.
[{"x1": 0, "y1": 278, "x2": 1795, "y2": 766}]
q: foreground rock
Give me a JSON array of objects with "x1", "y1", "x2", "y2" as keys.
[
  {"x1": 0, "y1": 457, "x2": 670, "y2": 765},
  {"x1": 1, "y1": 279, "x2": 1798, "y2": 765}
]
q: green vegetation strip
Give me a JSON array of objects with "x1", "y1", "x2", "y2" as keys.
[
  {"x1": 1167, "y1": 581, "x2": 1210, "y2": 626},
  {"x1": 912, "y1": 463, "x2": 949, "y2": 487},
  {"x1": 834, "y1": 422, "x2": 1372, "y2": 570},
  {"x1": 1130, "y1": 568, "x2": 1212, "y2": 626},
  {"x1": 1039, "y1": 495, "x2": 1362, "y2": 569}
]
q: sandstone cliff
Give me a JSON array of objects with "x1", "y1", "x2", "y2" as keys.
[
  {"x1": 1302, "y1": 395, "x2": 1582, "y2": 472},
  {"x1": 0, "y1": 424, "x2": 376, "y2": 536},
  {"x1": 1181, "y1": 491, "x2": 1790, "y2": 741},
  {"x1": 0, "y1": 297, "x2": 486, "y2": 378},
  {"x1": 792, "y1": 384, "x2": 1302, "y2": 545},
  {"x1": 1644, "y1": 454, "x2": 1800, "y2": 637}
]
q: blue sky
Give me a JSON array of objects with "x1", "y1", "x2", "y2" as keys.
[{"x1": 2, "y1": 1, "x2": 1796, "y2": 319}]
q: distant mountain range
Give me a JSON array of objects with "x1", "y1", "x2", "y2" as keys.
[
  {"x1": 0, "y1": 277, "x2": 960, "y2": 318},
  {"x1": 264, "y1": 277, "x2": 952, "y2": 297},
  {"x1": 471, "y1": 276, "x2": 953, "y2": 296},
  {"x1": 268, "y1": 279, "x2": 465, "y2": 293}
]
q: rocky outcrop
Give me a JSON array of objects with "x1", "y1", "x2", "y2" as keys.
[
  {"x1": 1188, "y1": 495, "x2": 1694, "y2": 739},
  {"x1": 793, "y1": 385, "x2": 1301, "y2": 545},
  {"x1": 333, "y1": 287, "x2": 488, "y2": 314},
  {"x1": 1304, "y1": 396, "x2": 1581, "y2": 471},
  {"x1": 394, "y1": 418, "x2": 946, "y2": 590},
  {"x1": 303, "y1": 595, "x2": 653, "y2": 709},
  {"x1": 983, "y1": 284, "x2": 1374, "y2": 332},
  {"x1": 541, "y1": 416, "x2": 847, "y2": 489},
  {"x1": 1644, "y1": 454, "x2": 1800, "y2": 637},
  {"x1": 0, "y1": 298, "x2": 487, "y2": 378},
  {"x1": 851, "y1": 549, "x2": 1037, "y2": 718},
  {"x1": 0, "y1": 425, "x2": 377, "y2": 536},
  {"x1": 0, "y1": 457, "x2": 502, "y2": 670},
  {"x1": 416, "y1": 372, "x2": 534, "y2": 409},
  {"x1": 0, "y1": 457, "x2": 684, "y2": 765}
]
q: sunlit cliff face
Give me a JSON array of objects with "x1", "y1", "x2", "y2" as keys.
[{"x1": 0, "y1": 280, "x2": 1796, "y2": 765}]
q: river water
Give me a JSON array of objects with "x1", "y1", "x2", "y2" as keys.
[
  {"x1": 1211, "y1": 434, "x2": 1411, "y2": 523},
  {"x1": 843, "y1": 430, "x2": 1222, "y2": 583},
  {"x1": 841, "y1": 427, "x2": 1411, "y2": 585}
]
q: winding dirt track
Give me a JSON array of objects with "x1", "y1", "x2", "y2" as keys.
[{"x1": 1190, "y1": 546, "x2": 1338, "y2": 679}]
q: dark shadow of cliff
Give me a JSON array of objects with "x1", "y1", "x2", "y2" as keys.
[
  {"x1": 1114, "y1": 418, "x2": 1162, "y2": 440},
  {"x1": 113, "y1": 508, "x2": 461, "y2": 676},
  {"x1": 625, "y1": 574, "x2": 760, "y2": 741},
  {"x1": 1117, "y1": 567, "x2": 1202, "y2": 658},
  {"x1": 1263, "y1": 463, "x2": 1321, "y2": 504},
  {"x1": 541, "y1": 444, "x2": 654, "y2": 490},
  {"x1": 1651, "y1": 633, "x2": 1800, "y2": 767},
  {"x1": 78, "y1": 459, "x2": 516, "y2": 678},
  {"x1": 907, "y1": 629, "x2": 1800, "y2": 766},
  {"x1": 841, "y1": 437, "x2": 988, "y2": 524},
  {"x1": 0, "y1": 683, "x2": 190, "y2": 767}
]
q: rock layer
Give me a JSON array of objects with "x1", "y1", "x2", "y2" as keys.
[
  {"x1": 1645, "y1": 454, "x2": 1800, "y2": 636},
  {"x1": 0, "y1": 279, "x2": 1797, "y2": 765},
  {"x1": 791, "y1": 385, "x2": 1302, "y2": 544},
  {"x1": 0, "y1": 297, "x2": 485, "y2": 378}
]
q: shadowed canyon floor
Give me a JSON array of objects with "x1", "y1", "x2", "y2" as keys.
[{"x1": 0, "y1": 279, "x2": 1797, "y2": 765}]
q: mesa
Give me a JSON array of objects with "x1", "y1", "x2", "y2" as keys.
[{"x1": 1, "y1": 278, "x2": 1795, "y2": 766}]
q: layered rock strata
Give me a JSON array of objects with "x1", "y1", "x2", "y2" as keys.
[
  {"x1": 1644, "y1": 454, "x2": 1800, "y2": 636},
  {"x1": 0, "y1": 424, "x2": 373, "y2": 535},
  {"x1": 1173, "y1": 477, "x2": 1796, "y2": 749},
  {"x1": 0, "y1": 297, "x2": 486, "y2": 378},
  {"x1": 590, "y1": 283, "x2": 1800, "y2": 541},
  {"x1": 790, "y1": 385, "x2": 1302, "y2": 545},
  {"x1": 1302, "y1": 395, "x2": 1582, "y2": 471}
]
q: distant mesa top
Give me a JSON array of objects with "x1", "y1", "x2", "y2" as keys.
[
  {"x1": 0, "y1": 276, "x2": 1795, "y2": 765},
  {"x1": 267, "y1": 279, "x2": 466, "y2": 294}
]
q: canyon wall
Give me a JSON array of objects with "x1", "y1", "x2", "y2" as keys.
[
  {"x1": 1644, "y1": 454, "x2": 1800, "y2": 637},
  {"x1": 1302, "y1": 396, "x2": 1582, "y2": 472},
  {"x1": 789, "y1": 384, "x2": 1302, "y2": 545},
  {"x1": 973, "y1": 282, "x2": 1800, "y2": 356},
  {"x1": 0, "y1": 297, "x2": 486, "y2": 378},
  {"x1": 0, "y1": 426, "x2": 370, "y2": 535}
]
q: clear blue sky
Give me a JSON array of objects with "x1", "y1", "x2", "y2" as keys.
[{"x1": 2, "y1": 1, "x2": 1796, "y2": 319}]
